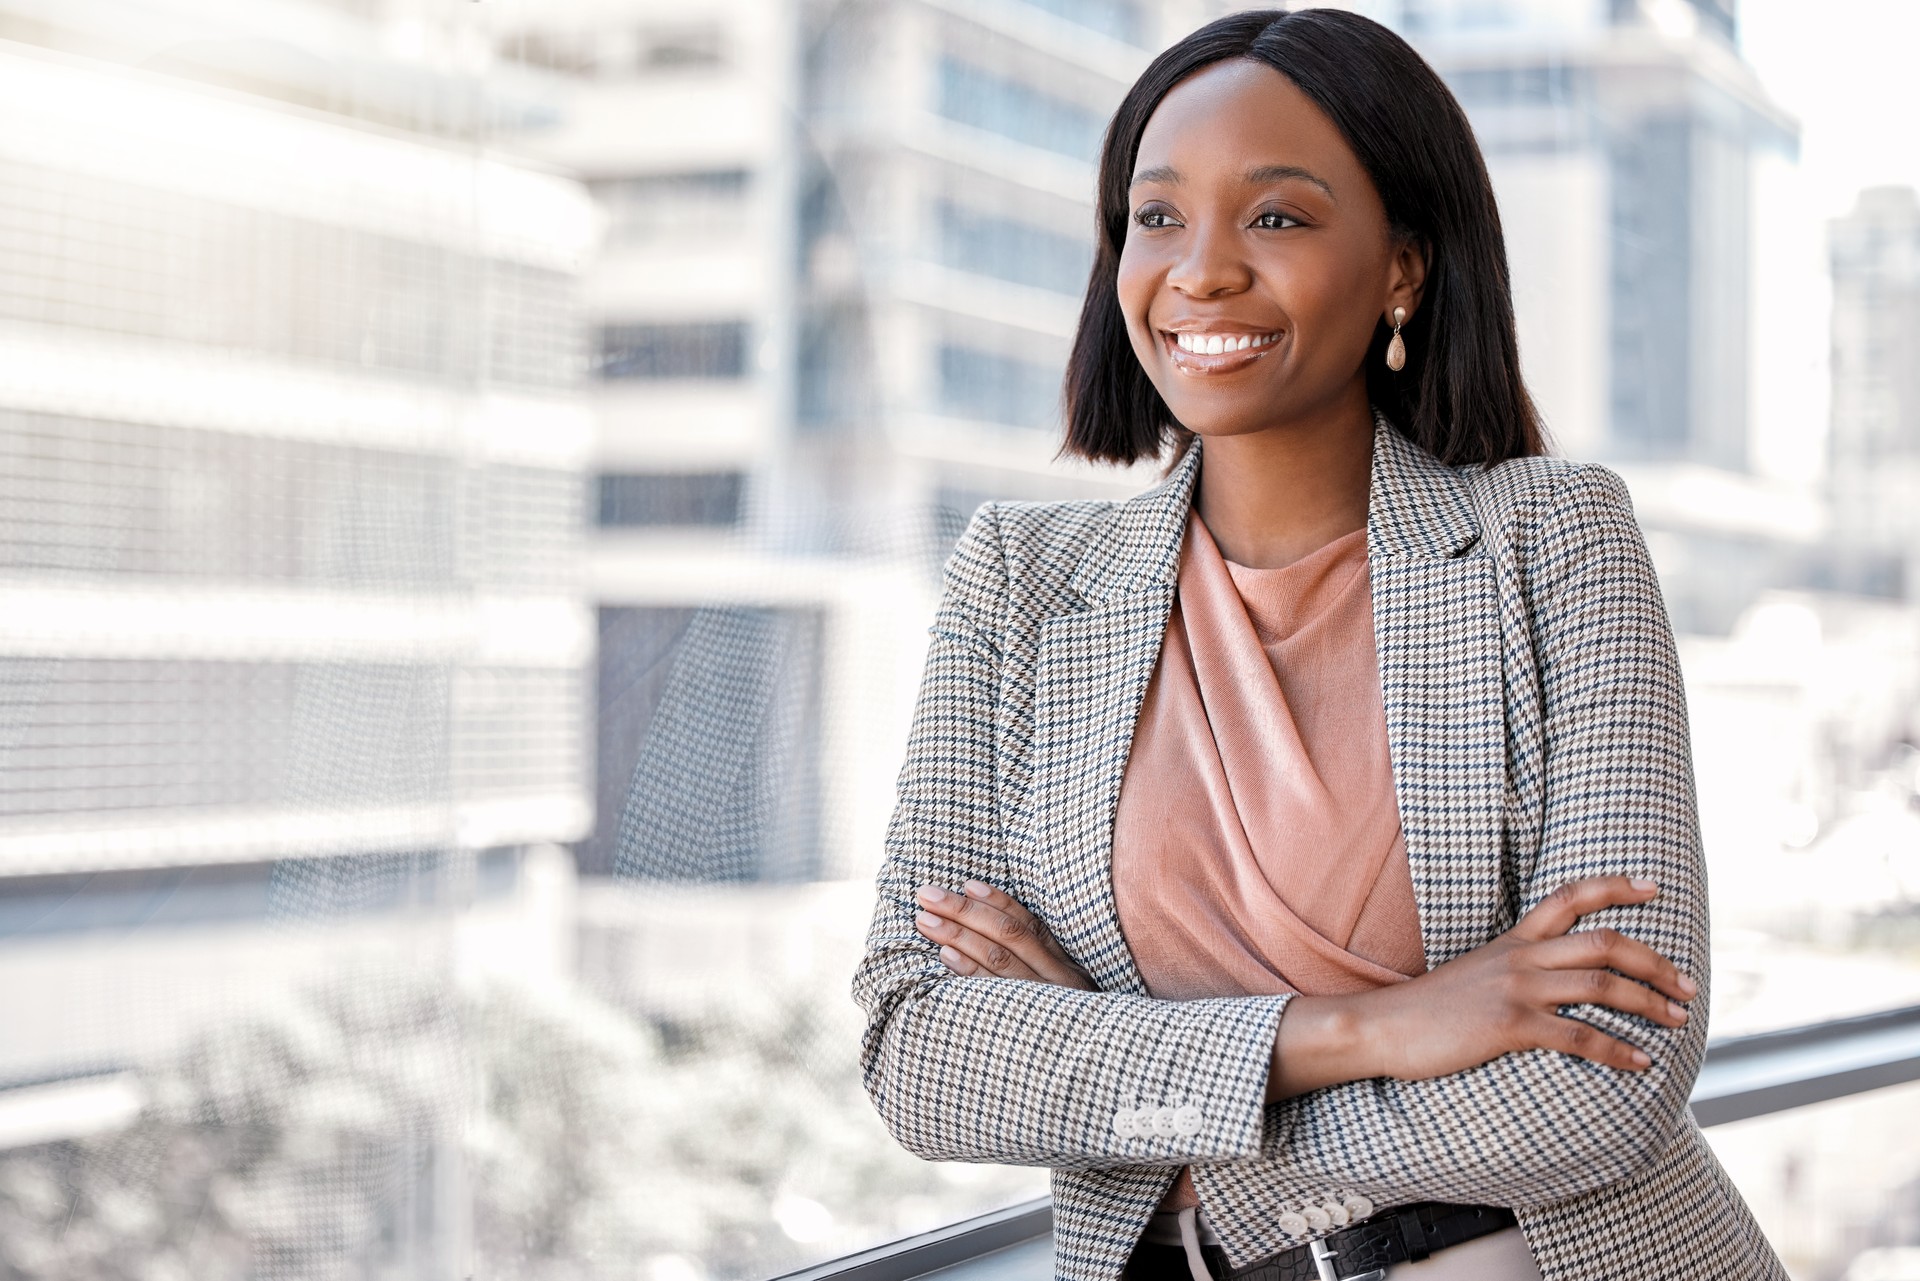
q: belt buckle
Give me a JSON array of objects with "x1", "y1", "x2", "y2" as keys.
[{"x1": 1307, "y1": 1236, "x2": 1386, "y2": 1281}]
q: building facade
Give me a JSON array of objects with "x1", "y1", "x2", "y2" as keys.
[
  {"x1": 1400, "y1": 0, "x2": 1805, "y2": 632},
  {"x1": 1828, "y1": 185, "x2": 1920, "y2": 599},
  {"x1": 0, "y1": 5, "x2": 594, "y2": 1271}
]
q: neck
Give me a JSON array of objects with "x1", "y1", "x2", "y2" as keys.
[{"x1": 1191, "y1": 392, "x2": 1374, "y2": 570}]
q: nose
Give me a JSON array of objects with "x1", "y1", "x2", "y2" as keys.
[{"x1": 1165, "y1": 220, "x2": 1251, "y2": 299}]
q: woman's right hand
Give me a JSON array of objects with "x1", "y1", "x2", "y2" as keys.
[{"x1": 1268, "y1": 875, "x2": 1698, "y2": 1100}]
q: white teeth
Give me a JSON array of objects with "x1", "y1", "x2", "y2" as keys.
[{"x1": 1172, "y1": 331, "x2": 1277, "y2": 355}]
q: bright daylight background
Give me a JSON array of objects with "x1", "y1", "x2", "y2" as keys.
[{"x1": 0, "y1": 0, "x2": 1916, "y2": 1278}]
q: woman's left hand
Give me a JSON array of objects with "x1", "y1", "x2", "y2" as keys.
[{"x1": 914, "y1": 881, "x2": 1096, "y2": 991}]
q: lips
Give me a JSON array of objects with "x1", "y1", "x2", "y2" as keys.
[{"x1": 1160, "y1": 328, "x2": 1282, "y2": 375}]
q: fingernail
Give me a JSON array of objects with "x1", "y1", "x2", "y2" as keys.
[
  {"x1": 1631, "y1": 1049, "x2": 1651, "y2": 1067},
  {"x1": 1677, "y1": 972, "x2": 1697, "y2": 996},
  {"x1": 1630, "y1": 877, "x2": 1656, "y2": 891},
  {"x1": 916, "y1": 885, "x2": 949, "y2": 905},
  {"x1": 939, "y1": 945, "x2": 964, "y2": 969},
  {"x1": 916, "y1": 911, "x2": 940, "y2": 930},
  {"x1": 1667, "y1": 1001, "x2": 1687, "y2": 1022},
  {"x1": 964, "y1": 880, "x2": 991, "y2": 898}
]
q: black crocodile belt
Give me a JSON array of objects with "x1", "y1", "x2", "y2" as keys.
[{"x1": 1124, "y1": 1202, "x2": 1518, "y2": 1281}]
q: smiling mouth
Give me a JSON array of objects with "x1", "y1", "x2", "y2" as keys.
[{"x1": 1161, "y1": 329, "x2": 1281, "y2": 374}]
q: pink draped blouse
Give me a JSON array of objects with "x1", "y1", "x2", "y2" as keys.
[{"x1": 1111, "y1": 512, "x2": 1428, "y2": 1213}]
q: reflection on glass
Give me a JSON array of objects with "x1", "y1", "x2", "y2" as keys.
[{"x1": 0, "y1": 0, "x2": 1916, "y2": 1278}]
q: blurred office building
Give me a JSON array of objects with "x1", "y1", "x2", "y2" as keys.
[
  {"x1": 488, "y1": 0, "x2": 1205, "y2": 891},
  {"x1": 0, "y1": 1, "x2": 594, "y2": 1271},
  {"x1": 1405, "y1": 0, "x2": 1805, "y2": 632},
  {"x1": 1828, "y1": 185, "x2": 1920, "y2": 600}
]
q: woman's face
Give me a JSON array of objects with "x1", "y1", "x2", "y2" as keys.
[{"x1": 1116, "y1": 59, "x2": 1419, "y2": 441}]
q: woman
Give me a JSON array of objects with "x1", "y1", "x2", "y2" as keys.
[{"x1": 852, "y1": 10, "x2": 1786, "y2": 1281}]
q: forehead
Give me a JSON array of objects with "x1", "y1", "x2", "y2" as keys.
[{"x1": 1133, "y1": 58, "x2": 1356, "y2": 181}]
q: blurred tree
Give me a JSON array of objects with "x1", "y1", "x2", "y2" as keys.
[{"x1": 0, "y1": 969, "x2": 1035, "y2": 1281}]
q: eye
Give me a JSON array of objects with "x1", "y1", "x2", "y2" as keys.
[
  {"x1": 1131, "y1": 204, "x2": 1181, "y2": 230},
  {"x1": 1253, "y1": 209, "x2": 1303, "y2": 230}
]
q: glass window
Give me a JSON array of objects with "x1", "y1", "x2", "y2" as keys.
[
  {"x1": 593, "y1": 171, "x2": 751, "y2": 245},
  {"x1": 1019, "y1": 0, "x2": 1144, "y2": 45},
  {"x1": 639, "y1": 24, "x2": 728, "y2": 69},
  {"x1": 499, "y1": 24, "x2": 728, "y2": 76},
  {"x1": 933, "y1": 199, "x2": 1092, "y2": 296},
  {"x1": 935, "y1": 56, "x2": 1106, "y2": 162},
  {"x1": 598, "y1": 471, "x2": 745, "y2": 527},
  {"x1": 937, "y1": 343, "x2": 1064, "y2": 429},
  {"x1": 597, "y1": 320, "x2": 749, "y2": 379}
]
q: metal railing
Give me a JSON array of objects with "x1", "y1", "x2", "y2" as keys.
[{"x1": 784, "y1": 1002, "x2": 1920, "y2": 1281}]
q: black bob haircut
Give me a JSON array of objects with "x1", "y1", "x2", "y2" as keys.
[{"x1": 1062, "y1": 7, "x2": 1546, "y2": 468}]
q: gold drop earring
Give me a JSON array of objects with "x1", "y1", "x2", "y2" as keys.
[{"x1": 1385, "y1": 306, "x2": 1407, "y2": 371}]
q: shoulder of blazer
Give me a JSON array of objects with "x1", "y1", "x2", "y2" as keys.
[
  {"x1": 1455, "y1": 451, "x2": 1639, "y2": 566},
  {"x1": 982, "y1": 444, "x2": 1203, "y2": 619}
]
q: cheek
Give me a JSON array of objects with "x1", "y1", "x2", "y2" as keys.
[
  {"x1": 1114, "y1": 248, "x2": 1148, "y2": 320},
  {"x1": 1114, "y1": 245, "x2": 1161, "y2": 357},
  {"x1": 1258, "y1": 247, "x2": 1379, "y2": 356}
]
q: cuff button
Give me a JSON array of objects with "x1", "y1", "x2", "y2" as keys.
[
  {"x1": 1172, "y1": 1104, "x2": 1203, "y2": 1136},
  {"x1": 1277, "y1": 1212, "x2": 1309, "y2": 1236}
]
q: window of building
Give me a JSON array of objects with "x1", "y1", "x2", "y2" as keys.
[
  {"x1": 591, "y1": 171, "x2": 750, "y2": 246},
  {"x1": 937, "y1": 344, "x2": 1063, "y2": 429},
  {"x1": 933, "y1": 200, "x2": 1091, "y2": 296},
  {"x1": 595, "y1": 320, "x2": 749, "y2": 380},
  {"x1": 499, "y1": 23, "x2": 728, "y2": 77},
  {"x1": 638, "y1": 24, "x2": 727, "y2": 69},
  {"x1": 597, "y1": 471, "x2": 745, "y2": 528},
  {"x1": 934, "y1": 57, "x2": 1105, "y2": 162},
  {"x1": 1018, "y1": 0, "x2": 1144, "y2": 45}
]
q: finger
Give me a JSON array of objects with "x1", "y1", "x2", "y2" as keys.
[
  {"x1": 917, "y1": 884, "x2": 1055, "y2": 973},
  {"x1": 1526, "y1": 928, "x2": 1698, "y2": 1004},
  {"x1": 915, "y1": 910, "x2": 1044, "y2": 981},
  {"x1": 959, "y1": 880, "x2": 1075, "y2": 965},
  {"x1": 1508, "y1": 876, "x2": 1660, "y2": 943},
  {"x1": 1527, "y1": 1011, "x2": 1654, "y2": 1072},
  {"x1": 936, "y1": 944, "x2": 981, "y2": 976},
  {"x1": 1525, "y1": 968, "x2": 1690, "y2": 1029}
]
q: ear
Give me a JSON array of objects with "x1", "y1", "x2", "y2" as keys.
[{"x1": 1385, "y1": 235, "x2": 1429, "y2": 322}]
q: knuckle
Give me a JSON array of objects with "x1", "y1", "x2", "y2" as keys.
[
  {"x1": 1581, "y1": 969, "x2": 1612, "y2": 997},
  {"x1": 984, "y1": 942, "x2": 1015, "y2": 970}
]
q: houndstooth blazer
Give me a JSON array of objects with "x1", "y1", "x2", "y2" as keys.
[{"x1": 852, "y1": 409, "x2": 1788, "y2": 1281}]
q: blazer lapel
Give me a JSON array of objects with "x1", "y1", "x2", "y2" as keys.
[
  {"x1": 1029, "y1": 444, "x2": 1200, "y2": 997},
  {"x1": 1365, "y1": 410, "x2": 1508, "y2": 967},
  {"x1": 1030, "y1": 413, "x2": 1508, "y2": 990}
]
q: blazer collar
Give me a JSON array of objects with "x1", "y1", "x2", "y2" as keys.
[{"x1": 1067, "y1": 407, "x2": 1481, "y2": 605}]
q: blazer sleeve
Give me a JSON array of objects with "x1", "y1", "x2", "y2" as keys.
[
  {"x1": 1233, "y1": 463, "x2": 1709, "y2": 1208},
  {"x1": 851, "y1": 502, "x2": 1293, "y2": 1169}
]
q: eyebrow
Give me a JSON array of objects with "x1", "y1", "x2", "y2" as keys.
[{"x1": 1129, "y1": 163, "x2": 1336, "y2": 200}]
